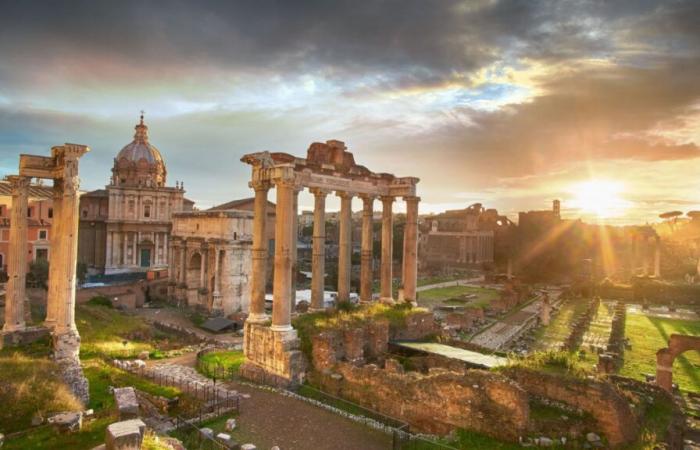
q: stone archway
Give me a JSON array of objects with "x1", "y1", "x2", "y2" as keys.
[{"x1": 656, "y1": 333, "x2": 700, "y2": 391}]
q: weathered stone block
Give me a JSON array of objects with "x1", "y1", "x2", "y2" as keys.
[
  {"x1": 105, "y1": 419, "x2": 146, "y2": 450},
  {"x1": 48, "y1": 411, "x2": 82, "y2": 433},
  {"x1": 114, "y1": 387, "x2": 139, "y2": 420}
]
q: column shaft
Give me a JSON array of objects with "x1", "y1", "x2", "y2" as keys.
[
  {"x1": 3, "y1": 176, "x2": 30, "y2": 332},
  {"x1": 402, "y1": 196, "x2": 420, "y2": 304},
  {"x1": 45, "y1": 180, "x2": 64, "y2": 327},
  {"x1": 199, "y1": 248, "x2": 206, "y2": 288},
  {"x1": 290, "y1": 189, "x2": 299, "y2": 311},
  {"x1": 248, "y1": 183, "x2": 270, "y2": 322},
  {"x1": 380, "y1": 196, "x2": 394, "y2": 302},
  {"x1": 360, "y1": 196, "x2": 374, "y2": 303},
  {"x1": 271, "y1": 179, "x2": 294, "y2": 331},
  {"x1": 337, "y1": 192, "x2": 353, "y2": 302},
  {"x1": 54, "y1": 178, "x2": 81, "y2": 332},
  {"x1": 310, "y1": 189, "x2": 327, "y2": 310}
]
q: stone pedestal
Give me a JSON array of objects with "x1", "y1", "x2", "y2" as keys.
[
  {"x1": 240, "y1": 322, "x2": 304, "y2": 388},
  {"x1": 105, "y1": 419, "x2": 146, "y2": 450},
  {"x1": 0, "y1": 325, "x2": 50, "y2": 349}
]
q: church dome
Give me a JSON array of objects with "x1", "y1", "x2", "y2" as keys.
[{"x1": 112, "y1": 114, "x2": 167, "y2": 188}]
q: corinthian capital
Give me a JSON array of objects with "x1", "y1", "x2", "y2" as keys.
[{"x1": 7, "y1": 175, "x2": 31, "y2": 195}]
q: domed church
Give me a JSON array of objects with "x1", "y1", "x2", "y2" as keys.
[{"x1": 78, "y1": 115, "x2": 193, "y2": 274}]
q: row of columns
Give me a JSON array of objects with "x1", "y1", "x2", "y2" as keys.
[{"x1": 246, "y1": 175, "x2": 420, "y2": 333}]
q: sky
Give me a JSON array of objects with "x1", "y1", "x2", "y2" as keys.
[{"x1": 0, "y1": 0, "x2": 699, "y2": 225}]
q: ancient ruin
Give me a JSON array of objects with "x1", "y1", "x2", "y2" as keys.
[
  {"x1": 239, "y1": 140, "x2": 419, "y2": 386},
  {"x1": 1, "y1": 143, "x2": 90, "y2": 403},
  {"x1": 656, "y1": 333, "x2": 700, "y2": 391}
]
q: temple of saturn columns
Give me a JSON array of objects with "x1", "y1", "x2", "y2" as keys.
[
  {"x1": 0, "y1": 143, "x2": 90, "y2": 403},
  {"x1": 239, "y1": 140, "x2": 419, "y2": 386}
]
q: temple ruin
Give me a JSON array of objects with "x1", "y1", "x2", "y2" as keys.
[
  {"x1": 239, "y1": 140, "x2": 419, "y2": 386},
  {"x1": 1, "y1": 143, "x2": 90, "y2": 402}
]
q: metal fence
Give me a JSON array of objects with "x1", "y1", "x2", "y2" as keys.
[{"x1": 173, "y1": 416, "x2": 229, "y2": 450}]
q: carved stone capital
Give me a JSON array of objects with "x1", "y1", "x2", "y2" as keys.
[
  {"x1": 250, "y1": 179, "x2": 271, "y2": 192},
  {"x1": 7, "y1": 175, "x2": 31, "y2": 195},
  {"x1": 336, "y1": 190, "x2": 354, "y2": 200},
  {"x1": 309, "y1": 187, "x2": 331, "y2": 198}
]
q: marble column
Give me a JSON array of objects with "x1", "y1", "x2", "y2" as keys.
[
  {"x1": 122, "y1": 232, "x2": 128, "y2": 267},
  {"x1": 212, "y1": 245, "x2": 223, "y2": 313},
  {"x1": 359, "y1": 195, "x2": 374, "y2": 303},
  {"x1": 106, "y1": 231, "x2": 113, "y2": 268},
  {"x1": 3, "y1": 176, "x2": 30, "y2": 332},
  {"x1": 272, "y1": 178, "x2": 295, "y2": 331},
  {"x1": 310, "y1": 188, "x2": 328, "y2": 311},
  {"x1": 380, "y1": 196, "x2": 394, "y2": 303},
  {"x1": 337, "y1": 191, "x2": 353, "y2": 303},
  {"x1": 248, "y1": 180, "x2": 270, "y2": 323},
  {"x1": 402, "y1": 196, "x2": 419, "y2": 305},
  {"x1": 199, "y1": 247, "x2": 206, "y2": 288},
  {"x1": 290, "y1": 188, "x2": 300, "y2": 311},
  {"x1": 45, "y1": 179, "x2": 64, "y2": 328},
  {"x1": 53, "y1": 173, "x2": 82, "y2": 336}
]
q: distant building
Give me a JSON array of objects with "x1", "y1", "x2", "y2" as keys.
[
  {"x1": 0, "y1": 180, "x2": 54, "y2": 271},
  {"x1": 78, "y1": 115, "x2": 194, "y2": 274},
  {"x1": 420, "y1": 203, "x2": 514, "y2": 270}
]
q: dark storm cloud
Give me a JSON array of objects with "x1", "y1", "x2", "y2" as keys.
[{"x1": 0, "y1": 0, "x2": 641, "y2": 89}]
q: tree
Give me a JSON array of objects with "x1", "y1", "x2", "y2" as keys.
[
  {"x1": 27, "y1": 259, "x2": 49, "y2": 289},
  {"x1": 659, "y1": 211, "x2": 683, "y2": 233}
]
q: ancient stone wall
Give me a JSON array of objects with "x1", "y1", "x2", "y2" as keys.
[
  {"x1": 390, "y1": 311, "x2": 439, "y2": 341},
  {"x1": 311, "y1": 320, "x2": 389, "y2": 370},
  {"x1": 504, "y1": 368, "x2": 639, "y2": 447},
  {"x1": 240, "y1": 322, "x2": 305, "y2": 387},
  {"x1": 315, "y1": 362, "x2": 529, "y2": 441}
]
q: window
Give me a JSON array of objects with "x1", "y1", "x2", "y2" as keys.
[
  {"x1": 39, "y1": 230, "x2": 48, "y2": 240},
  {"x1": 48, "y1": 208, "x2": 53, "y2": 218},
  {"x1": 128, "y1": 200, "x2": 135, "y2": 214},
  {"x1": 35, "y1": 248, "x2": 48, "y2": 261},
  {"x1": 144, "y1": 205, "x2": 151, "y2": 218},
  {"x1": 0, "y1": 205, "x2": 5, "y2": 217},
  {"x1": 82, "y1": 209, "x2": 88, "y2": 218},
  {"x1": 0, "y1": 253, "x2": 3, "y2": 269},
  {"x1": 27, "y1": 207, "x2": 33, "y2": 218}
]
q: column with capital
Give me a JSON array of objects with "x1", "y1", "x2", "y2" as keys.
[
  {"x1": 2, "y1": 176, "x2": 31, "y2": 332},
  {"x1": 310, "y1": 189, "x2": 328, "y2": 310},
  {"x1": 337, "y1": 191, "x2": 353, "y2": 303},
  {"x1": 360, "y1": 195, "x2": 374, "y2": 303},
  {"x1": 45, "y1": 178, "x2": 64, "y2": 328},
  {"x1": 380, "y1": 196, "x2": 394, "y2": 303},
  {"x1": 248, "y1": 180, "x2": 271, "y2": 322},
  {"x1": 271, "y1": 177, "x2": 295, "y2": 331},
  {"x1": 402, "y1": 196, "x2": 420, "y2": 305}
]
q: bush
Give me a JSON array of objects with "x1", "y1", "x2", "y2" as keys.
[{"x1": 87, "y1": 295, "x2": 113, "y2": 308}]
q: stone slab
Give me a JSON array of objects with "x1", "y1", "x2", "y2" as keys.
[
  {"x1": 114, "y1": 387, "x2": 139, "y2": 420},
  {"x1": 105, "y1": 419, "x2": 146, "y2": 450}
]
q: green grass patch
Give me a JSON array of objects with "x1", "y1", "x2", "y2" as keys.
[
  {"x1": 82, "y1": 359, "x2": 181, "y2": 411},
  {"x1": 3, "y1": 414, "x2": 115, "y2": 450},
  {"x1": 532, "y1": 299, "x2": 590, "y2": 351},
  {"x1": 86, "y1": 295, "x2": 113, "y2": 308},
  {"x1": 622, "y1": 394, "x2": 675, "y2": 450},
  {"x1": 418, "y1": 285, "x2": 499, "y2": 309},
  {"x1": 76, "y1": 304, "x2": 156, "y2": 359},
  {"x1": 501, "y1": 350, "x2": 592, "y2": 379},
  {"x1": 0, "y1": 353, "x2": 83, "y2": 433},
  {"x1": 197, "y1": 350, "x2": 246, "y2": 378},
  {"x1": 620, "y1": 311, "x2": 700, "y2": 394},
  {"x1": 448, "y1": 429, "x2": 522, "y2": 450}
]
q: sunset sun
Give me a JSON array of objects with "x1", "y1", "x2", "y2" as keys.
[{"x1": 568, "y1": 180, "x2": 630, "y2": 219}]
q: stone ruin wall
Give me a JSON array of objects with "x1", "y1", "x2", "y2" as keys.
[
  {"x1": 504, "y1": 368, "x2": 639, "y2": 447},
  {"x1": 309, "y1": 318, "x2": 529, "y2": 441},
  {"x1": 240, "y1": 322, "x2": 305, "y2": 387}
]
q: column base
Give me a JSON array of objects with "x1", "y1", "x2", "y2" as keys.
[
  {"x1": 2, "y1": 322, "x2": 26, "y2": 333},
  {"x1": 241, "y1": 322, "x2": 304, "y2": 388},
  {"x1": 52, "y1": 328, "x2": 82, "y2": 360},
  {"x1": 380, "y1": 297, "x2": 396, "y2": 305},
  {"x1": 270, "y1": 324, "x2": 294, "y2": 332},
  {"x1": 308, "y1": 306, "x2": 326, "y2": 313}
]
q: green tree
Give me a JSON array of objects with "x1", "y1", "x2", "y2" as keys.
[{"x1": 27, "y1": 259, "x2": 49, "y2": 289}]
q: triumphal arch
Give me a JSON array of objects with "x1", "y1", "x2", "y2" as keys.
[
  {"x1": 1, "y1": 143, "x2": 91, "y2": 402},
  {"x1": 239, "y1": 140, "x2": 419, "y2": 386}
]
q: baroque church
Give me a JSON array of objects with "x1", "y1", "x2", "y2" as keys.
[{"x1": 78, "y1": 115, "x2": 193, "y2": 274}]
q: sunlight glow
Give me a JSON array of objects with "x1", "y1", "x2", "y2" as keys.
[{"x1": 568, "y1": 180, "x2": 631, "y2": 219}]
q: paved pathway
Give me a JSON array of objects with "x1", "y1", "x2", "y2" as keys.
[{"x1": 416, "y1": 277, "x2": 483, "y2": 292}]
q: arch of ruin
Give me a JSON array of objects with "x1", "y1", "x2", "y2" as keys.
[
  {"x1": 239, "y1": 140, "x2": 419, "y2": 386},
  {"x1": 656, "y1": 333, "x2": 700, "y2": 391},
  {"x1": 0, "y1": 144, "x2": 90, "y2": 402}
]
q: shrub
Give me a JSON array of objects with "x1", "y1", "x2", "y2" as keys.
[{"x1": 87, "y1": 295, "x2": 113, "y2": 308}]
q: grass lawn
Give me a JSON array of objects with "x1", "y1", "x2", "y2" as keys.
[
  {"x1": 197, "y1": 350, "x2": 246, "y2": 379},
  {"x1": 620, "y1": 311, "x2": 700, "y2": 393},
  {"x1": 418, "y1": 285, "x2": 499, "y2": 309},
  {"x1": 76, "y1": 304, "x2": 155, "y2": 359},
  {"x1": 0, "y1": 353, "x2": 83, "y2": 433},
  {"x1": 3, "y1": 415, "x2": 116, "y2": 450}
]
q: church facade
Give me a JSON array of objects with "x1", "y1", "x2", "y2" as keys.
[{"x1": 78, "y1": 116, "x2": 193, "y2": 274}]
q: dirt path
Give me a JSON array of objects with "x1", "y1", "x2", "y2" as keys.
[
  {"x1": 135, "y1": 307, "x2": 243, "y2": 346},
  {"x1": 227, "y1": 380, "x2": 392, "y2": 450},
  {"x1": 151, "y1": 353, "x2": 391, "y2": 449}
]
